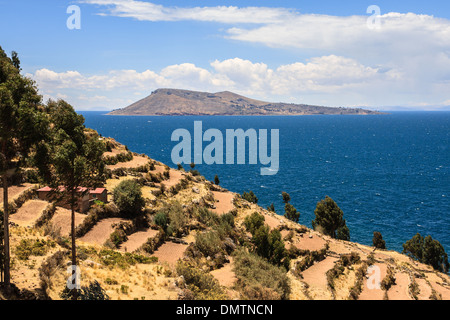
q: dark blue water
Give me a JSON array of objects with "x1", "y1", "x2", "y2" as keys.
[{"x1": 81, "y1": 111, "x2": 450, "y2": 254}]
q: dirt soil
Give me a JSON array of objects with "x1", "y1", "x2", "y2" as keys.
[{"x1": 10, "y1": 200, "x2": 49, "y2": 227}]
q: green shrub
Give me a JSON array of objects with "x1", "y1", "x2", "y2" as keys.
[
  {"x1": 243, "y1": 212, "x2": 265, "y2": 235},
  {"x1": 233, "y1": 248, "x2": 290, "y2": 300},
  {"x1": 113, "y1": 179, "x2": 145, "y2": 218},
  {"x1": 195, "y1": 230, "x2": 223, "y2": 258},
  {"x1": 15, "y1": 239, "x2": 55, "y2": 260},
  {"x1": 242, "y1": 191, "x2": 258, "y2": 204},
  {"x1": 176, "y1": 261, "x2": 227, "y2": 300}
]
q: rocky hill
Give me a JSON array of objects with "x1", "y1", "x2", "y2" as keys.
[
  {"x1": 108, "y1": 88, "x2": 382, "y2": 116},
  {"x1": 2, "y1": 135, "x2": 449, "y2": 301}
]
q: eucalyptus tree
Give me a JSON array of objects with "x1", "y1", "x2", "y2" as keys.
[
  {"x1": 0, "y1": 47, "x2": 46, "y2": 289},
  {"x1": 46, "y1": 100, "x2": 106, "y2": 298}
]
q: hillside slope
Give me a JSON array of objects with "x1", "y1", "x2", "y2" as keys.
[
  {"x1": 2, "y1": 136, "x2": 449, "y2": 301},
  {"x1": 108, "y1": 88, "x2": 382, "y2": 116}
]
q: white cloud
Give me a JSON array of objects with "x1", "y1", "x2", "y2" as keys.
[
  {"x1": 82, "y1": 0, "x2": 295, "y2": 24},
  {"x1": 30, "y1": 56, "x2": 426, "y2": 110}
]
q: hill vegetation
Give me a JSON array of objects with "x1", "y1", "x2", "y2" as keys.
[
  {"x1": 108, "y1": 88, "x2": 383, "y2": 116},
  {"x1": 1, "y1": 47, "x2": 449, "y2": 301}
]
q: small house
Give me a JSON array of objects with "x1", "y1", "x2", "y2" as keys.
[
  {"x1": 89, "y1": 188, "x2": 107, "y2": 203},
  {"x1": 37, "y1": 186, "x2": 107, "y2": 213}
]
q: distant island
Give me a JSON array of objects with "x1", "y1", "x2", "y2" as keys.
[{"x1": 108, "y1": 88, "x2": 383, "y2": 116}]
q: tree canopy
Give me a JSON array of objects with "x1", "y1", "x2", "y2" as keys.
[
  {"x1": 312, "y1": 196, "x2": 350, "y2": 241},
  {"x1": 403, "y1": 233, "x2": 449, "y2": 273}
]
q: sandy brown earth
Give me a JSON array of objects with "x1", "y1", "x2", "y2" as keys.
[
  {"x1": 10, "y1": 200, "x2": 49, "y2": 227},
  {"x1": 107, "y1": 155, "x2": 150, "y2": 170},
  {"x1": 161, "y1": 169, "x2": 184, "y2": 188},
  {"x1": 388, "y1": 272, "x2": 413, "y2": 300},
  {"x1": 210, "y1": 257, "x2": 237, "y2": 288},
  {"x1": 358, "y1": 263, "x2": 388, "y2": 300},
  {"x1": 50, "y1": 207, "x2": 87, "y2": 236},
  {"x1": 293, "y1": 234, "x2": 328, "y2": 251},
  {"x1": 415, "y1": 277, "x2": 433, "y2": 300},
  {"x1": 261, "y1": 212, "x2": 283, "y2": 229},
  {"x1": 119, "y1": 228, "x2": 159, "y2": 253},
  {"x1": 301, "y1": 256, "x2": 338, "y2": 300},
  {"x1": 211, "y1": 191, "x2": 235, "y2": 215},
  {"x1": 152, "y1": 242, "x2": 189, "y2": 266},
  {"x1": 0, "y1": 184, "x2": 35, "y2": 205},
  {"x1": 78, "y1": 218, "x2": 128, "y2": 245}
]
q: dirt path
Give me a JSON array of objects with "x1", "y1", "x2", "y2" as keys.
[
  {"x1": 50, "y1": 207, "x2": 87, "y2": 236},
  {"x1": 293, "y1": 234, "x2": 327, "y2": 251},
  {"x1": 358, "y1": 263, "x2": 388, "y2": 300},
  {"x1": 10, "y1": 200, "x2": 49, "y2": 227},
  {"x1": 119, "y1": 228, "x2": 159, "y2": 253},
  {"x1": 210, "y1": 257, "x2": 237, "y2": 288},
  {"x1": 301, "y1": 256, "x2": 338, "y2": 300},
  {"x1": 78, "y1": 218, "x2": 127, "y2": 246},
  {"x1": 262, "y1": 213, "x2": 283, "y2": 229},
  {"x1": 161, "y1": 169, "x2": 184, "y2": 188},
  {"x1": 211, "y1": 191, "x2": 235, "y2": 215},
  {"x1": 387, "y1": 272, "x2": 413, "y2": 300},
  {"x1": 152, "y1": 242, "x2": 189, "y2": 266},
  {"x1": 107, "y1": 155, "x2": 150, "y2": 170},
  {"x1": 416, "y1": 278, "x2": 433, "y2": 300}
]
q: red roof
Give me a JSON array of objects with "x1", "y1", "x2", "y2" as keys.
[
  {"x1": 90, "y1": 188, "x2": 106, "y2": 194},
  {"x1": 37, "y1": 186, "x2": 89, "y2": 193},
  {"x1": 37, "y1": 186, "x2": 52, "y2": 192}
]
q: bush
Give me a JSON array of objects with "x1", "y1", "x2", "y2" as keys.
[
  {"x1": 113, "y1": 179, "x2": 145, "y2": 218},
  {"x1": 15, "y1": 239, "x2": 55, "y2": 260},
  {"x1": 176, "y1": 261, "x2": 227, "y2": 300},
  {"x1": 243, "y1": 212, "x2": 265, "y2": 235},
  {"x1": 312, "y1": 196, "x2": 350, "y2": 240},
  {"x1": 402, "y1": 233, "x2": 449, "y2": 273},
  {"x1": 284, "y1": 203, "x2": 300, "y2": 223},
  {"x1": 242, "y1": 191, "x2": 258, "y2": 204},
  {"x1": 373, "y1": 231, "x2": 386, "y2": 249},
  {"x1": 61, "y1": 280, "x2": 110, "y2": 300},
  {"x1": 195, "y1": 231, "x2": 223, "y2": 257},
  {"x1": 233, "y1": 248, "x2": 290, "y2": 300}
]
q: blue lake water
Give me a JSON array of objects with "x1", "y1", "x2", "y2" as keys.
[{"x1": 80, "y1": 111, "x2": 450, "y2": 254}]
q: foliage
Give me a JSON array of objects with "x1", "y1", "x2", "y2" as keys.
[
  {"x1": 242, "y1": 191, "x2": 258, "y2": 204},
  {"x1": 402, "y1": 233, "x2": 449, "y2": 273},
  {"x1": 98, "y1": 249, "x2": 154, "y2": 269},
  {"x1": 214, "y1": 175, "x2": 220, "y2": 185},
  {"x1": 113, "y1": 179, "x2": 145, "y2": 218},
  {"x1": 284, "y1": 203, "x2": 300, "y2": 223},
  {"x1": 61, "y1": 280, "x2": 110, "y2": 300},
  {"x1": 195, "y1": 230, "x2": 223, "y2": 258},
  {"x1": 243, "y1": 212, "x2": 265, "y2": 235},
  {"x1": 233, "y1": 248, "x2": 290, "y2": 300},
  {"x1": 281, "y1": 192, "x2": 291, "y2": 204},
  {"x1": 15, "y1": 239, "x2": 55, "y2": 260},
  {"x1": 312, "y1": 196, "x2": 350, "y2": 240},
  {"x1": 154, "y1": 201, "x2": 187, "y2": 237},
  {"x1": 373, "y1": 231, "x2": 386, "y2": 249},
  {"x1": 176, "y1": 261, "x2": 227, "y2": 300}
]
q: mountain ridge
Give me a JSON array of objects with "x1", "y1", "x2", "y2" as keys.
[{"x1": 108, "y1": 88, "x2": 383, "y2": 116}]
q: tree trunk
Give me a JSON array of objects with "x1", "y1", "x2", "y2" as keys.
[
  {"x1": 71, "y1": 188, "x2": 78, "y2": 300},
  {"x1": 1, "y1": 138, "x2": 10, "y2": 290},
  {"x1": 2, "y1": 173, "x2": 10, "y2": 290}
]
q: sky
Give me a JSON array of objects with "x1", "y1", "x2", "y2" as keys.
[{"x1": 1, "y1": 0, "x2": 450, "y2": 111}]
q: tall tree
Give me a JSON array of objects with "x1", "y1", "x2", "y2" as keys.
[
  {"x1": 46, "y1": 100, "x2": 106, "y2": 298},
  {"x1": 312, "y1": 196, "x2": 350, "y2": 240},
  {"x1": 0, "y1": 46, "x2": 45, "y2": 289},
  {"x1": 403, "y1": 233, "x2": 449, "y2": 273}
]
